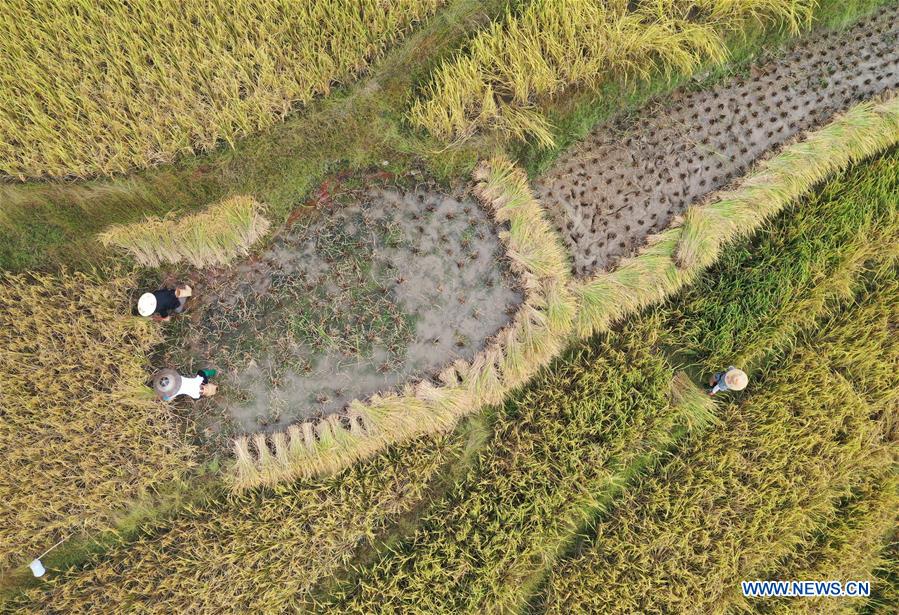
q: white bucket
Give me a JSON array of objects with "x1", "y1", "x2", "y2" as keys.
[{"x1": 29, "y1": 558, "x2": 46, "y2": 577}]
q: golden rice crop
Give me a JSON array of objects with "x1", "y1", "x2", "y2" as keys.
[
  {"x1": 0, "y1": 0, "x2": 444, "y2": 180},
  {"x1": 0, "y1": 270, "x2": 194, "y2": 572},
  {"x1": 540, "y1": 274, "x2": 899, "y2": 614},
  {"x1": 321, "y1": 320, "x2": 717, "y2": 613},
  {"x1": 408, "y1": 0, "x2": 812, "y2": 145},
  {"x1": 758, "y1": 471, "x2": 899, "y2": 614},
  {"x1": 98, "y1": 195, "x2": 269, "y2": 268},
  {"x1": 11, "y1": 432, "x2": 461, "y2": 613}
]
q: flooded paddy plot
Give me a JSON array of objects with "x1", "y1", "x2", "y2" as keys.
[
  {"x1": 535, "y1": 4, "x2": 899, "y2": 276},
  {"x1": 175, "y1": 184, "x2": 521, "y2": 439}
]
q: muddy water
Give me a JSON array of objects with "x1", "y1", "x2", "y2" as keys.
[
  {"x1": 535, "y1": 5, "x2": 899, "y2": 276},
  {"x1": 181, "y1": 185, "x2": 521, "y2": 436}
]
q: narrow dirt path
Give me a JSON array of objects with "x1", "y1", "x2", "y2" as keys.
[{"x1": 535, "y1": 4, "x2": 899, "y2": 277}]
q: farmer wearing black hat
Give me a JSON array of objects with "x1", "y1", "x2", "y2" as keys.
[{"x1": 152, "y1": 368, "x2": 218, "y2": 401}]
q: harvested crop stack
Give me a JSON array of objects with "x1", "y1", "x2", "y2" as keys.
[
  {"x1": 0, "y1": 0, "x2": 444, "y2": 179},
  {"x1": 0, "y1": 270, "x2": 194, "y2": 571},
  {"x1": 99, "y1": 195, "x2": 269, "y2": 268}
]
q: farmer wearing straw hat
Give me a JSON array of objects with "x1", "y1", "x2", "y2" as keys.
[
  {"x1": 137, "y1": 284, "x2": 193, "y2": 321},
  {"x1": 708, "y1": 366, "x2": 748, "y2": 396},
  {"x1": 152, "y1": 368, "x2": 218, "y2": 401}
]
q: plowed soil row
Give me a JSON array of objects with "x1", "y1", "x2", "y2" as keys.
[{"x1": 535, "y1": 5, "x2": 899, "y2": 276}]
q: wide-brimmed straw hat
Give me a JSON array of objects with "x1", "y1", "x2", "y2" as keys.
[
  {"x1": 137, "y1": 292, "x2": 157, "y2": 317},
  {"x1": 152, "y1": 369, "x2": 182, "y2": 397},
  {"x1": 724, "y1": 368, "x2": 748, "y2": 391}
]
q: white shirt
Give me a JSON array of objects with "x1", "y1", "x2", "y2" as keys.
[{"x1": 172, "y1": 375, "x2": 204, "y2": 400}]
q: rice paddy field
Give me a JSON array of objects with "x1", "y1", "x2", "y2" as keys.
[{"x1": 1, "y1": 0, "x2": 897, "y2": 612}]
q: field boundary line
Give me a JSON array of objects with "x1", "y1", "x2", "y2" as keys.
[
  {"x1": 230, "y1": 158, "x2": 576, "y2": 490},
  {"x1": 572, "y1": 92, "x2": 899, "y2": 338}
]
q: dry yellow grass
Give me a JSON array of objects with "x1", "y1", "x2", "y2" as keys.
[
  {"x1": 0, "y1": 270, "x2": 194, "y2": 571},
  {"x1": 98, "y1": 195, "x2": 270, "y2": 268},
  {"x1": 0, "y1": 0, "x2": 444, "y2": 179}
]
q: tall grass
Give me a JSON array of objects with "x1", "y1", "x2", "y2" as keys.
[
  {"x1": 540, "y1": 274, "x2": 899, "y2": 614},
  {"x1": 0, "y1": 270, "x2": 194, "y2": 572},
  {"x1": 0, "y1": 0, "x2": 445, "y2": 179},
  {"x1": 98, "y1": 195, "x2": 269, "y2": 268},
  {"x1": 408, "y1": 0, "x2": 812, "y2": 145},
  {"x1": 574, "y1": 94, "x2": 899, "y2": 338},
  {"x1": 8, "y1": 434, "x2": 461, "y2": 612},
  {"x1": 231, "y1": 158, "x2": 576, "y2": 490}
]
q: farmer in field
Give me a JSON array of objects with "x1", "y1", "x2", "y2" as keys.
[
  {"x1": 137, "y1": 284, "x2": 192, "y2": 321},
  {"x1": 708, "y1": 366, "x2": 748, "y2": 396},
  {"x1": 152, "y1": 368, "x2": 218, "y2": 401}
]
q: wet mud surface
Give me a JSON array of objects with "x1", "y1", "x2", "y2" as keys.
[
  {"x1": 172, "y1": 183, "x2": 521, "y2": 439},
  {"x1": 535, "y1": 5, "x2": 899, "y2": 276}
]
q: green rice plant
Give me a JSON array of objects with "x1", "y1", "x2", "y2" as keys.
[
  {"x1": 323, "y1": 318, "x2": 718, "y2": 613},
  {"x1": 661, "y1": 145, "x2": 899, "y2": 375},
  {"x1": 0, "y1": 0, "x2": 445, "y2": 179},
  {"x1": 574, "y1": 94, "x2": 899, "y2": 338},
  {"x1": 231, "y1": 158, "x2": 576, "y2": 490},
  {"x1": 10, "y1": 433, "x2": 462, "y2": 612},
  {"x1": 407, "y1": 0, "x2": 812, "y2": 145},
  {"x1": 98, "y1": 195, "x2": 269, "y2": 268},
  {"x1": 0, "y1": 270, "x2": 194, "y2": 572},
  {"x1": 539, "y1": 277, "x2": 899, "y2": 614}
]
